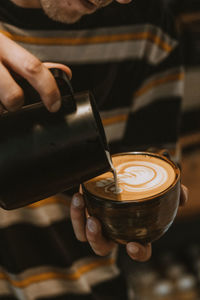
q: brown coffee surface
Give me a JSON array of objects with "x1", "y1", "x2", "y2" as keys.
[{"x1": 84, "y1": 154, "x2": 176, "y2": 201}]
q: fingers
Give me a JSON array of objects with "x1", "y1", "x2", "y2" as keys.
[
  {"x1": 126, "y1": 242, "x2": 152, "y2": 262},
  {"x1": 43, "y1": 62, "x2": 72, "y2": 80},
  {"x1": 71, "y1": 193, "x2": 87, "y2": 242},
  {"x1": 86, "y1": 217, "x2": 116, "y2": 256},
  {"x1": 179, "y1": 184, "x2": 189, "y2": 206},
  {"x1": 0, "y1": 33, "x2": 72, "y2": 113},
  {"x1": 71, "y1": 193, "x2": 152, "y2": 260},
  {"x1": 71, "y1": 193, "x2": 116, "y2": 255},
  {"x1": 0, "y1": 63, "x2": 24, "y2": 111}
]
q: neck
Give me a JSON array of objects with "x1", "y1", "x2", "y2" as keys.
[{"x1": 10, "y1": 0, "x2": 41, "y2": 8}]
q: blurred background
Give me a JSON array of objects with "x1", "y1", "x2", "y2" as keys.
[{"x1": 119, "y1": 1, "x2": 200, "y2": 299}]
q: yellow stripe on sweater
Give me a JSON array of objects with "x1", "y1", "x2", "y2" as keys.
[
  {"x1": 0, "y1": 29, "x2": 173, "y2": 52},
  {"x1": 0, "y1": 257, "x2": 115, "y2": 288},
  {"x1": 134, "y1": 72, "x2": 185, "y2": 98}
]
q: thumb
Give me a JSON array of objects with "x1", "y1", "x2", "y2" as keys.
[{"x1": 43, "y1": 62, "x2": 72, "y2": 79}]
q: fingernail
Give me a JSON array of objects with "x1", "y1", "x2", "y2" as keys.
[
  {"x1": 72, "y1": 195, "x2": 84, "y2": 208},
  {"x1": 87, "y1": 218, "x2": 98, "y2": 233},
  {"x1": 127, "y1": 244, "x2": 139, "y2": 255},
  {"x1": 50, "y1": 100, "x2": 61, "y2": 112}
]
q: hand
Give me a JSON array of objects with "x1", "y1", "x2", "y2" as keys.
[
  {"x1": 0, "y1": 33, "x2": 72, "y2": 113},
  {"x1": 70, "y1": 192, "x2": 152, "y2": 262}
]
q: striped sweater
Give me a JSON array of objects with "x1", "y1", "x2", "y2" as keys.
[{"x1": 0, "y1": 0, "x2": 184, "y2": 299}]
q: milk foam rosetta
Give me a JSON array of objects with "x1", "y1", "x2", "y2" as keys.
[{"x1": 84, "y1": 154, "x2": 177, "y2": 201}]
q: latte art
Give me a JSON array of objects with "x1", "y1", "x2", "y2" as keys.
[
  {"x1": 95, "y1": 162, "x2": 169, "y2": 194},
  {"x1": 116, "y1": 161, "x2": 168, "y2": 193},
  {"x1": 84, "y1": 154, "x2": 177, "y2": 201}
]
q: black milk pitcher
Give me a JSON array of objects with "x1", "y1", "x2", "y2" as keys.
[{"x1": 0, "y1": 69, "x2": 111, "y2": 210}]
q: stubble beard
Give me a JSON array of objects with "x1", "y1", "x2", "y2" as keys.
[
  {"x1": 40, "y1": 0, "x2": 81, "y2": 23},
  {"x1": 40, "y1": 0, "x2": 113, "y2": 24}
]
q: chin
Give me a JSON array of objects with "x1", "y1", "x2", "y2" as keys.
[
  {"x1": 40, "y1": 1, "x2": 83, "y2": 24},
  {"x1": 40, "y1": 0, "x2": 112, "y2": 24},
  {"x1": 47, "y1": 12, "x2": 83, "y2": 24},
  {"x1": 42, "y1": 9, "x2": 83, "y2": 24}
]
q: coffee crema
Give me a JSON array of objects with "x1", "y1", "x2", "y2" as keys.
[{"x1": 84, "y1": 154, "x2": 177, "y2": 201}]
